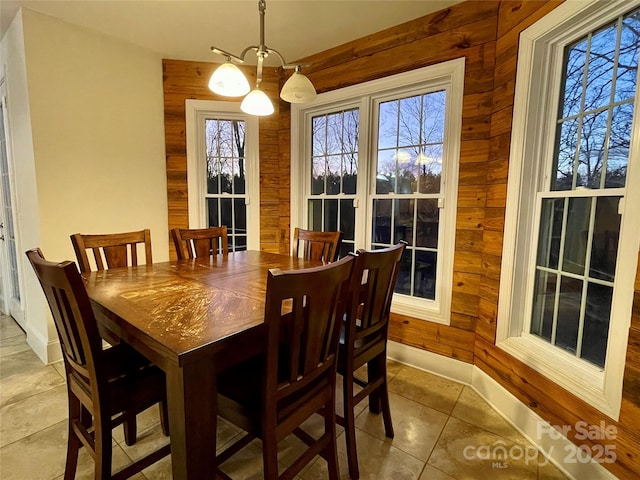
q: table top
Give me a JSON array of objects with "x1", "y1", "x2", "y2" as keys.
[{"x1": 83, "y1": 250, "x2": 319, "y2": 364}]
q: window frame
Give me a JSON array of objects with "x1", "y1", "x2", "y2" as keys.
[
  {"x1": 497, "y1": 0, "x2": 640, "y2": 420},
  {"x1": 291, "y1": 59, "x2": 464, "y2": 324},
  {"x1": 185, "y1": 100, "x2": 260, "y2": 250}
]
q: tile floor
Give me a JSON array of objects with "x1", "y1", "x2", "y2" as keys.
[{"x1": 0, "y1": 314, "x2": 570, "y2": 479}]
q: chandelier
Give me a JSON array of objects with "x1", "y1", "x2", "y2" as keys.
[{"x1": 208, "y1": 0, "x2": 317, "y2": 116}]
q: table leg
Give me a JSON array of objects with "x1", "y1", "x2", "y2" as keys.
[{"x1": 166, "y1": 360, "x2": 217, "y2": 480}]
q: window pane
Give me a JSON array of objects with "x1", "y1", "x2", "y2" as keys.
[
  {"x1": 584, "y1": 23, "x2": 617, "y2": 111},
  {"x1": 235, "y1": 158, "x2": 246, "y2": 194},
  {"x1": 399, "y1": 97, "x2": 421, "y2": 148},
  {"x1": 531, "y1": 269, "x2": 556, "y2": 342},
  {"x1": 606, "y1": 102, "x2": 633, "y2": 188},
  {"x1": 234, "y1": 235, "x2": 247, "y2": 252},
  {"x1": 221, "y1": 198, "x2": 232, "y2": 229},
  {"x1": 590, "y1": 196, "x2": 621, "y2": 282},
  {"x1": 312, "y1": 115, "x2": 327, "y2": 156},
  {"x1": 327, "y1": 155, "x2": 341, "y2": 194},
  {"x1": 416, "y1": 199, "x2": 439, "y2": 248},
  {"x1": 308, "y1": 199, "x2": 322, "y2": 231},
  {"x1": 207, "y1": 198, "x2": 219, "y2": 227},
  {"x1": 220, "y1": 158, "x2": 233, "y2": 194},
  {"x1": 555, "y1": 276, "x2": 582, "y2": 354},
  {"x1": 577, "y1": 109, "x2": 607, "y2": 189},
  {"x1": 324, "y1": 199, "x2": 338, "y2": 232},
  {"x1": 234, "y1": 198, "x2": 246, "y2": 235},
  {"x1": 394, "y1": 199, "x2": 413, "y2": 246},
  {"x1": 311, "y1": 157, "x2": 325, "y2": 195},
  {"x1": 378, "y1": 101, "x2": 398, "y2": 149},
  {"x1": 616, "y1": 11, "x2": 640, "y2": 102},
  {"x1": 394, "y1": 248, "x2": 412, "y2": 295},
  {"x1": 561, "y1": 39, "x2": 587, "y2": 119},
  {"x1": 581, "y1": 283, "x2": 613, "y2": 367},
  {"x1": 536, "y1": 198, "x2": 564, "y2": 269},
  {"x1": 342, "y1": 152, "x2": 358, "y2": 194},
  {"x1": 372, "y1": 199, "x2": 392, "y2": 244},
  {"x1": 376, "y1": 149, "x2": 396, "y2": 193},
  {"x1": 414, "y1": 250, "x2": 436, "y2": 300},
  {"x1": 423, "y1": 91, "x2": 446, "y2": 144},
  {"x1": 327, "y1": 112, "x2": 342, "y2": 155},
  {"x1": 418, "y1": 144, "x2": 442, "y2": 194},
  {"x1": 339, "y1": 199, "x2": 355, "y2": 241},
  {"x1": 552, "y1": 118, "x2": 579, "y2": 191},
  {"x1": 563, "y1": 197, "x2": 591, "y2": 276}
]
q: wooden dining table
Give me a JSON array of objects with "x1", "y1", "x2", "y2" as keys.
[{"x1": 82, "y1": 250, "x2": 321, "y2": 480}]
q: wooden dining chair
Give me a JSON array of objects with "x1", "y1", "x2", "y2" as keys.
[
  {"x1": 171, "y1": 226, "x2": 229, "y2": 260},
  {"x1": 70, "y1": 229, "x2": 152, "y2": 273},
  {"x1": 215, "y1": 254, "x2": 355, "y2": 480},
  {"x1": 337, "y1": 241, "x2": 406, "y2": 479},
  {"x1": 292, "y1": 227, "x2": 342, "y2": 263},
  {"x1": 26, "y1": 248, "x2": 170, "y2": 480}
]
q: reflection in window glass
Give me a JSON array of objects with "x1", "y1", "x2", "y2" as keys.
[{"x1": 205, "y1": 118, "x2": 247, "y2": 251}]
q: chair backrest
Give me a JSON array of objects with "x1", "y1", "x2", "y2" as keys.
[
  {"x1": 172, "y1": 226, "x2": 229, "y2": 260},
  {"x1": 344, "y1": 242, "x2": 406, "y2": 354},
  {"x1": 292, "y1": 228, "x2": 342, "y2": 263},
  {"x1": 70, "y1": 229, "x2": 152, "y2": 273},
  {"x1": 26, "y1": 249, "x2": 102, "y2": 393},
  {"x1": 263, "y1": 254, "x2": 354, "y2": 419}
]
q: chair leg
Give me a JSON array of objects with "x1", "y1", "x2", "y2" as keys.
[
  {"x1": 377, "y1": 355, "x2": 394, "y2": 439},
  {"x1": 367, "y1": 358, "x2": 381, "y2": 414},
  {"x1": 93, "y1": 414, "x2": 112, "y2": 480},
  {"x1": 159, "y1": 399, "x2": 170, "y2": 436},
  {"x1": 262, "y1": 429, "x2": 279, "y2": 480},
  {"x1": 343, "y1": 371, "x2": 359, "y2": 480},
  {"x1": 324, "y1": 396, "x2": 340, "y2": 480},
  {"x1": 123, "y1": 413, "x2": 137, "y2": 446},
  {"x1": 64, "y1": 395, "x2": 81, "y2": 480}
]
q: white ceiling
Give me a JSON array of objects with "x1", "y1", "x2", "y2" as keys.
[{"x1": 1, "y1": 0, "x2": 462, "y2": 65}]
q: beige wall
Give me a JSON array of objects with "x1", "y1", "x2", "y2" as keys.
[{"x1": 0, "y1": 8, "x2": 169, "y2": 362}]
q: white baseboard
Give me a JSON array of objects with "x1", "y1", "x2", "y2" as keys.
[
  {"x1": 387, "y1": 340, "x2": 619, "y2": 480},
  {"x1": 25, "y1": 323, "x2": 62, "y2": 364}
]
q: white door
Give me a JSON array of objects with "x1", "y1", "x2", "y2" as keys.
[{"x1": 0, "y1": 83, "x2": 24, "y2": 327}]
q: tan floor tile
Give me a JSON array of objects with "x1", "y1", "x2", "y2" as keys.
[
  {"x1": 300, "y1": 429, "x2": 424, "y2": 480},
  {"x1": 117, "y1": 422, "x2": 170, "y2": 463},
  {"x1": 388, "y1": 366, "x2": 463, "y2": 414},
  {"x1": 0, "y1": 384, "x2": 68, "y2": 448},
  {"x1": 419, "y1": 464, "x2": 456, "y2": 480},
  {"x1": 218, "y1": 437, "x2": 267, "y2": 480},
  {"x1": 356, "y1": 392, "x2": 448, "y2": 461},
  {"x1": 141, "y1": 455, "x2": 173, "y2": 480},
  {"x1": 428, "y1": 417, "x2": 539, "y2": 480},
  {"x1": 0, "y1": 316, "x2": 25, "y2": 341},
  {"x1": 0, "y1": 334, "x2": 31, "y2": 358},
  {"x1": 0, "y1": 364, "x2": 65, "y2": 408},
  {"x1": 0, "y1": 420, "x2": 67, "y2": 480},
  {"x1": 0, "y1": 348, "x2": 47, "y2": 379},
  {"x1": 451, "y1": 387, "x2": 529, "y2": 445}
]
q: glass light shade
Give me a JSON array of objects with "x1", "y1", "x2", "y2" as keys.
[
  {"x1": 280, "y1": 71, "x2": 317, "y2": 103},
  {"x1": 240, "y1": 88, "x2": 274, "y2": 116},
  {"x1": 208, "y1": 62, "x2": 250, "y2": 97}
]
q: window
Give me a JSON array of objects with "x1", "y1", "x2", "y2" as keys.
[
  {"x1": 186, "y1": 100, "x2": 260, "y2": 251},
  {"x1": 292, "y1": 60, "x2": 464, "y2": 324},
  {"x1": 498, "y1": 1, "x2": 640, "y2": 419}
]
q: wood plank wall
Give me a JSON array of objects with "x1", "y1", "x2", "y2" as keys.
[
  {"x1": 162, "y1": 60, "x2": 283, "y2": 259},
  {"x1": 162, "y1": 1, "x2": 640, "y2": 477}
]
